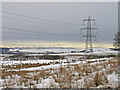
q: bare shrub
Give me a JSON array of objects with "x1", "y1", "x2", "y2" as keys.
[{"x1": 93, "y1": 72, "x2": 108, "y2": 87}]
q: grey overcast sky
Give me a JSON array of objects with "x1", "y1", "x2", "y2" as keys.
[{"x1": 2, "y1": 2, "x2": 118, "y2": 43}]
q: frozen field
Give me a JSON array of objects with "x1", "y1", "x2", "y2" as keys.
[
  {"x1": 0, "y1": 57, "x2": 119, "y2": 88},
  {"x1": 0, "y1": 48, "x2": 119, "y2": 88}
]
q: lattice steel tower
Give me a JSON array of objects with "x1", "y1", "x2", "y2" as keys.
[{"x1": 81, "y1": 16, "x2": 97, "y2": 55}]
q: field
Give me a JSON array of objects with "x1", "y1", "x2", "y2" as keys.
[{"x1": 0, "y1": 53, "x2": 119, "y2": 89}]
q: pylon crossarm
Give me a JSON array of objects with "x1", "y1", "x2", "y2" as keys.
[
  {"x1": 83, "y1": 19, "x2": 95, "y2": 22},
  {"x1": 91, "y1": 35, "x2": 96, "y2": 37},
  {"x1": 91, "y1": 27, "x2": 97, "y2": 30},
  {"x1": 81, "y1": 27, "x2": 87, "y2": 30},
  {"x1": 82, "y1": 35, "x2": 87, "y2": 37}
]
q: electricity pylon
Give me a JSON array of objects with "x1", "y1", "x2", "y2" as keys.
[{"x1": 81, "y1": 16, "x2": 97, "y2": 59}]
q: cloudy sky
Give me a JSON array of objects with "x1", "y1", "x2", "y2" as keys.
[{"x1": 2, "y1": 2, "x2": 118, "y2": 48}]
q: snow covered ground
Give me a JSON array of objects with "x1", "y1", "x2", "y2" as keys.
[
  {"x1": 0, "y1": 48, "x2": 119, "y2": 88},
  {"x1": 9, "y1": 47, "x2": 118, "y2": 55}
]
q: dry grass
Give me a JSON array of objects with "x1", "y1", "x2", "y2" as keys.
[
  {"x1": 2, "y1": 63, "x2": 51, "y2": 70},
  {"x1": 1, "y1": 57, "x2": 119, "y2": 88}
]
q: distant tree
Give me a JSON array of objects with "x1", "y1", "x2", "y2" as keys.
[{"x1": 113, "y1": 31, "x2": 120, "y2": 49}]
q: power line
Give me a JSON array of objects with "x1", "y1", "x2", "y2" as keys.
[
  {"x1": 1, "y1": 15, "x2": 65, "y2": 26},
  {"x1": 2, "y1": 29, "x2": 113, "y2": 48},
  {"x1": 1, "y1": 26, "x2": 80, "y2": 36},
  {"x1": 18, "y1": 3, "x2": 78, "y2": 19},
  {"x1": 2, "y1": 9, "x2": 81, "y2": 26},
  {"x1": 91, "y1": 27, "x2": 113, "y2": 44},
  {"x1": 98, "y1": 27, "x2": 115, "y2": 40},
  {"x1": 2, "y1": 26, "x2": 113, "y2": 43},
  {"x1": 1, "y1": 25, "x2": 113, "y2": 44},
  {"x1": 97, "y1": 33, "x2": 113, "y2": 44},
  {"x1": 18, "y1": 3, "x2": 65, "y2": 17},
  {"x1": 2, "y1": 9, "x2": 113, "y2": 45}
]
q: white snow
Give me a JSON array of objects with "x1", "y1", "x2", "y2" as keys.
[{"x1": 0, "y1": 47, "x2": 118, "y2": 88}]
